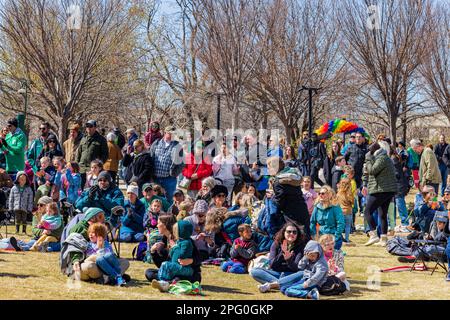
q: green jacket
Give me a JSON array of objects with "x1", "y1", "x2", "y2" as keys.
[
  {"x1": 75, "y1": 131, "x2": 109, "y2": 174},
  {"x1": 140, "y1": 195, "x2": 171, "y2": 213},
  {"x1": 1, "y1": 128, "x2": 26, "y2": 173},
  {"x1": 68, "y1": 220, "x2": 90, "y2": 263},
  {"x1": 26, "y1": 138, "x2": 44, "y2": 172},
  {"x1": 419, "y1": 147, "x2": 442, "y2": 185},
  {"x1": 363, "y1": 149, "x2": 398, "y2": 194},
  {"x1": 31, "y1": 213, "x2": 64, "y2": 240}
]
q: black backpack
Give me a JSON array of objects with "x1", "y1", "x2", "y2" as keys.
[{"x1": 319, "y1": 276, "x2": 347, "y2": 296}]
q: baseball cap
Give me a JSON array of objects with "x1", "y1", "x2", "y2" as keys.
[
  {"x1": 86, "y1": 120, "x2": 97, "y2": 127},
  {"x1": 173, "y1": 189, "x2": 185, "y2": 197},
  {"x1": 165, "y1": 126, "x2": 176, "y2": 133},
  {"x1": 142, "y1": 183, "x2": 154, "y2": 193}
]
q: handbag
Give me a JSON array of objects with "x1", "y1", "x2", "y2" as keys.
[{"x1": 178, "y1": 164, "x2": 200, "y2": 189}]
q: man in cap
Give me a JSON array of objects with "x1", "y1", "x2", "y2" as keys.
[
  {"x1": 149, "y1": 125, "x2": 184, "y2": 203},
  {"x1": 140, "y1": 183, "x2": 170, "y2": 212},
  {"x1": 76, "y1": 120, "x2": 109, "y2": 187},
  {"x1": 75, "y1": 171, "x2": 124, "y2": 225},
  {"x1": 63, "y1": 123, "x2": 83, "y2": 163},
  {"x1": 0, "y1": 118, "x2": 27, "y2": 176}
]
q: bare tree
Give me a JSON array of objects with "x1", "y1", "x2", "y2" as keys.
[
  {"x1": 337, "y1": 0, "x2": 433, "y2": 144},
  {"x1": 0, "y1": 0, "x2": 142, "y2": 141},
  {"x1": 421, "y1": 2, "x2": 450, "y2": 122}
]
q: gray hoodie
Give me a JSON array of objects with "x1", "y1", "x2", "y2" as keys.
[
  {"x1": 60, "y1": 233, "x2": 88, "y2": 276},
  {"x1": 297, "y1": 240, "x2": 329, "y2": 288}
]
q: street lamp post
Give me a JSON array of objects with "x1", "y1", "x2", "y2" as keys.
[
  {"x1": 17, "y1": 79, "x2": 30, "y2": 141},
  {"x1": 299, "y1": 86, "x2": 321, "y2": 138}
]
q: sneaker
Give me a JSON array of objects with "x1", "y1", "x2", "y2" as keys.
[
  {"x1": 398, "y1": 256, "x2": 416, "y2": 263},
  {"x1": 375, "y1": 235, "x2": 388, "y2": 247},
  {"x1": 151, "y1": 279, "x2": 170, "y2": 292},
  {"x1": 9, "y1": 237, "x2": 21, "y2": 251},
  {"x1": 258, "y1": 283, "x2": 271, "y2": 293},
  {"x1": 309, "y1": 288, "x2": 320, "y2": 300},
  {"x1": 343, "y1": 280, "x2": 351, "y2": 291},
  {"x1": 39, "y1": 245, "x2": 47, "y2": 252},
  {"x1": 116, "y1": 276, "x2": 126, "y2": 287},
  {"x1": 344, "y1": 241, "x2": 356, "y2": 247},
  {"x1": 399, "y1": 226, "x2": 411, "y2": 233},
  {"x1": 446, "y1": 272, "x2": 450, "y2": 282},
  {"x1": 122, "y1": 274, "x2": 131, "y2": 282},
  {"x1": 364, "y1": 231, "x2": 380, "y2": 246}
]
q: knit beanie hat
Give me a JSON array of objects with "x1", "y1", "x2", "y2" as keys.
[
  {"x1": 37, "y1": 196, "x2": 53, "y2": 205},
  {"x1": 127, "y1": 184, "x2": 139, "y2": 197},
  {"x1": 192, "y1": 200, "x2": 209, "y2": 215},
  {"x1": 83, "y1": 207, "x2": 105, "y2": 222},
  {"x1": 202, "y1": 176, "x2": 216, "y2": 190},
  {"x1": 98, "y1": 171, "x2": 112, "y2": 183}
]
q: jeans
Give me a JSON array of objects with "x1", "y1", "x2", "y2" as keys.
[
  {"x1": 388, "y1": 201, "x2": 396, "y2": 231},
  {"x1": 446, "y1": 236, "x2": 450, "y2": 269},
  {"x1": 439, "y1": 163, "x2": 448, "y2": 196},
  {"x1": 344, "y1": 214, "x2": 352, "y2": 242},
  {"x1": 364, "y1": 192, "x2": 395, "y2": 235},
  {"x1": 250, "y1": 268, "x2": 304, "y2": 287},
  {"x1": 395, "y1": 196, "x2": 409, "y2": 226},
  {"x1": 96, "y1": 252, "x2": 122, "y2": 280},
  {"x1": 119, "y1": 232, "x2": 145, "y2": 243},
  {"x1": 154, "y1": 177, "x2": 177, "y2": 204},
  {"x1": 334, "y1": 237, "x2": 343, "y2": 250}
]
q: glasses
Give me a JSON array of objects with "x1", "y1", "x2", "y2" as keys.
[
  {"x1": 285, "y1": 230, "x2": 297, "y2": 235},
  {"x1": 6, "y1": 124, "x2": 12, "y2": 127},
  {"x1": 217, "y1": 194, "x2": 226, "y2": 198},
  {"x1": 319, "y1": 192, "x2": 327, "y2": 196},
  {"x1": 350, "y1": 136, "x2": 356, "y2": 138},
  {"x1": 40, "y1": 127, "x2": 47, "y2": 131},
  {"x1": 198, "y1": 214, "x2": 206, "y2": 218},
  {"x1": 86, "y1": 124, "x2": 94, "y2": 128},
  {"x1": 48, "y1": 141, "x2": 56, "y2": 144},
  {"x1": 98, "y1": 179, "x2": 107, "y2": 182},
  {"x1": 38, "y1": 203, "x2": 46, "y2": 207}
]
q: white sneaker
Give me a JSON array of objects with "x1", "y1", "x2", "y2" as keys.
[
  {"x1": 258, "y1": 283, "x2": 271, "y2": 293},
  {"x1": 309, "y1": 288, "x2": 320, "y2": 300},
  {"x1": 364, "y1": 231, "x2": 380, "y2": 246},
  {"x1": 152, "y1": 279, "x2": 170, "y2": 292},
  {"x1": 375, "y1": 235, "x2": 388, "y2": 247},
  {"x1": 344, "y1": 280, "x2": 351, "y2": 291}
]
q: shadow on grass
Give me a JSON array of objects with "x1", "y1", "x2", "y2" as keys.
[
  {"x1": 125, "y1": 279, "x2": 151, "y2": 288},
  {"x1": 202, "y1": 285, "x2": 253, "y2": 295},
  {"x1": 324, "y1": 280, "x2": 400, "y2": 299},
  {"x1": 0, "y1": 272, "x2": 36, "y2": 279}
]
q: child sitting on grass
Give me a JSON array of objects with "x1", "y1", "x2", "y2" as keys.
[
  {"x1": 151, "y1": 220, "x2": 194, "y2": 292},
  {"x1": 86, "y1": 223, "x2": 126, "y2": 286},
  {"x1": 30, "y1": 202, "x2": 62, "y2": 251},
  {"x1": 281, "y1": 240, "x2": 329, "y2": 300},
  {"x1": 319, "y1": 234, "x2": 349, "y2": 290},
  {"x1": 221, "y1": 224, "x2": 256, "y2": 274}
]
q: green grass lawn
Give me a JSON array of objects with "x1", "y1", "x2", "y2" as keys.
[{"x1": 0, "y1": 191, "x2": 448, "y2": 300}]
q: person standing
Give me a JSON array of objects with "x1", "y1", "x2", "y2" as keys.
[
  {"x1": 181, "y1": 141, "x2": 213, "y2": 199},
  {"x1": 297, "y1": 131, "x2": 310, "y2": 177},
  {"x1": 103, "y1": 132, "x2": 123, "y2": 183},
  {"x1": 0, "y1": 118, "x2": 27, "y2": 177},
  {"x1": 125, "y1": 128, "x2": 139, "y2": 154},
  {"x1": 434, "y1": 135, "x2": 449, "y2": 196},
  {"x1": 212, "y1": 142, "x2": 239, "y2": 204},
  {"x1": 144, "y1": 121, "x2": 162, "y2": 150},
  {"x1": 63, "y1": 123, "x2": 83, "y2": 163},
  {"x1": 149, "y1": 126, "x2": 184, "y2": 203},
  {"x1": 122, "y1": 140, "x2": 152, "y2": 197},
  {"x1": 306, "y1": 133, "x2": 327, "y2": 188},
  {"x1": 344, "y1": 132, "x2": 368, "y2": 189},
  {"x1": 76, "y1": 120, "x2": 109, "y2": 188},
  {"x1": 26, "y1": 122, "x2": 61, "y2": 172},
  {"x1": 411, "y1": 139, "x2": 441, "y2": 194}
]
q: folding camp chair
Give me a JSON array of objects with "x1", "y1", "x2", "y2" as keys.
[{"x1": 410, "y1": 239, "x2": 448, "y2": 275}]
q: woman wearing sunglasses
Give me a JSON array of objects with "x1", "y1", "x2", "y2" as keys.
[
  {"x1": 250, "y1": 222, "x2": 307, "y2": 293},
  {"x1": 310, "y1": 186, "x2": 345, "y2": 250},
  {"x1": 37, "y1": 134, "x2": 63, "y2": 165}
]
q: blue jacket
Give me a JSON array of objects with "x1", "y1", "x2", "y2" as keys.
[
  {"x1": 121, "y1": 199, "x2": 146, "y2": 234},
  {"x1": 222, "y1": 210, "x2": 252, "y2": 243},
  {"x1": 414, "y1": 202, "x2": 445, "y2": 233},
  {"x1": 63, "y1": 169, "x2": 82, "y2": 204},
  {"x1": 310, "y1": 203, "x2": 345, "y2": 241},
  {"x1": 257, "y1": 197, "x2": 284, "y2": 238},
  {"x1": 75, "y1": 184, "x2": 124, "y2": 225}
]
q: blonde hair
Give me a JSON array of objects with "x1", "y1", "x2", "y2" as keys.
[
  {"x1": 46, "y1": 202, "x2": 59, "y2": 215},
  {"x1": 343, "y1": 165, "x2": 354, "y2": 175},
  {"x1": 336, "y1": 178, "x2": 354, "y2": 213},
  {"x1": 40, "y1": 156, "x2": 50, "y2": 164},
  {"x1": 205, "y1": 208, "x2": 227, "y2": 233},
  {"x1": 314, "y1": 185, "x2": 337, "y2": 207},
  {"x1": 233, "y1": 192, "x2": 252, "y2": 207},
  {"x1": 319, "y1": 234, "x2": 335, "y2": 247}
]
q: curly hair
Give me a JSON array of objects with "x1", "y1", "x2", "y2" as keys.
[
  {"x1": 88, "y1": 223, "x2": 108, "y2": 239},
  {"x1": 205, "y1": 207, "x2": 228, "y2": 233},
  {"x1": 274, "y1": 222, "x2": 306, "y2": 247}
]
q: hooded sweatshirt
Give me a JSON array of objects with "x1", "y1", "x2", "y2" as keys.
[
  {"x1": 8, "y1": 171, "x2": 33, "y2": 213},
  {"x1": 169, "y1": 220, "x2": 194, "y2": 262},
  {"x1": 297, "y1": 240, "x2": 329, "y2": 288},
  {"x1": 144, "y1": 121, "x2": 162, "y2": 148}
]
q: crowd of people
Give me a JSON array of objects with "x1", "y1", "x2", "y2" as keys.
[{"x1": 0, "y1": 115, "x2": 449, "y2": 299}]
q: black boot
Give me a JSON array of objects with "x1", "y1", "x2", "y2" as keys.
[
  {"x1": 15, "y1": 225, "x2": 20, "y2": 234},
  {"x1": 22, "y1": 224, "x2": 27, "y2": 234}
]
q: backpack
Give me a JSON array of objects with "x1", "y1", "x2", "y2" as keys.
[
  {"x1": 319, "y1": 276, "x2": 347, "y2": 296},
  {"x1": 132, "y1": 241, "x2": 148, "y2": 261},
  {"x1": 386, "y1": 236, "x2": 413, "y2": 256}
]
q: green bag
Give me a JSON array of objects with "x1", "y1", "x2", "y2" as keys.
[{"x1": 168, "y1": 280, "x2": 204, "y2": 296}]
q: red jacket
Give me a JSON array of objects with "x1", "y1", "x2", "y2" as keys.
[{"x1": 181, "y1": 153, "x2": 213, "y2": 191}]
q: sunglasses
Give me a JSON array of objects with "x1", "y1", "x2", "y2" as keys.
[
  {"x1": 40, "y1": 127, "x2": 47, "y2": 130},
  {"x1": 38, "y1": 203, "x2": 46, "y2": 207},
  {"x1": 350, "y1": 136, "x2": 356, "y2": 138},
  {"x1": 198, "y1": 214, "x2": 206, "y2": 218},
  {"x1": 7, "y1": 124, "x2": 12, "y2": 127},
  {"x1": 217, "y1": 194, "x2": 226, "y2": 198},
  {"x1": 319, "y1": 192, "x2": 327, "y2": 195},
  {"x1": 285, "y1": 230, "x2": 297, "y2": 235},
  {"x1": 48, "y1": 141, "x2": 56, "y2": 144}
]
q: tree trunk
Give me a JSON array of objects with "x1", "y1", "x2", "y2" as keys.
[
  {"x1": 232, "y1": 101, "x2": 239, "y2": 130},
  {"x1": 58, "y1": 116, "x2": 69, "y2": 145},
  {"x1": 389, "y1": 111, "x2": 397, "y2": 145}
]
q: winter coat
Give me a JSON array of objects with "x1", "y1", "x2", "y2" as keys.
[
  {"x1": 32, "y1": 213, "x2": 64, "y2": 240},
  {"x1": 27, "y1": 135, "x2": 62, "y2": 172},
  {"x1": 363, "y1": 149, "x2": 398, "y2": 194},
  {"x1": 307, "y1": 141, "x2": 327, "y2": 169},
  {"x1": 37, "y1": 135, "x2": 64, "y2": 165},
  {"x1": 169, "y1": 220, "x2": 194, "y2": 262},
  {"x1": 297, "y1": 241, "x2": 329, "y2": 288},
  {"x1": 419, "y1": 147, "x2": 442, "y2": 186},
  {"x1": 322, "y1": 156, "x2": 333, "y2": 186},
  {"x1": 103, "y1": 141, "x2": 123, "y2": 172},
  {"x1": 222, "y1": 210, "x2": 252, "y2": 243},
  {"x1": 76, "y1": 131, "x2": 109, "y2": 174},
  {"x1": 230, "y1": 237, "x2": 256, "y2": 266},
  {"x1": 434, "y1": 143, "x2": 448, "y2": 166},
  {"x1": 144, "y1": 122, "x2": 162, "y2": 149},
  {"x1": 140, "y1": 195, "x2": 170, "y2": 213},
  {"x1": 414, "y1": 202, "x2": 445, "y2": 233},
  {"x1": 181, "y1": 153, "x2": 213, "y2": 191},
  {"x1": 63, "y1": 134, "x2": 83, "y2": 163},
  {"x1": 344, "y1": 143, "x2": 368, "y2": 185},
  {"x1": 75, "y1": 184, "x2": 125, "y2": 222},
  {"x1": 122, "y1": 151, "x2": 153, "y2": 188},
  {"x1": 61, "y1": 169, "x2": 82, "y2": 204},
  {"x1": 392, "y1": 156, "x2": 410, "y2": 197},
  {"x1": 2, "y1": 128, "x2": 27, "y2": 173},
  {"x1": 272, "y1": 168, "x2": 310, "y2": 230},
  {"x1": 331, "y1": 166, "x2": 344, "y2": 192},
  {"x1": 310, "y1": 203, "x2": 345, "y2": 241},
  {"x1": 127, "y1": 133, "x2": 139, "y2": 153},
  {"x1": 60, "y1": 233, "x2": 88, "y2": 276},
  {"x1": 407, "y1": 147, "x2": 420, "y2": 170},
  {"x1": 269, "y1": 240, "x2": 305, "y2": 273},
  {"x1": 40, "y1": 213, "x2": 63, "y2": 230},
  {"x1": 8, "y1": 172, "x2": 33, "y2": 213},
  {"x1": 121, "y1": 199, "x2": 146, "y2": 234}
]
